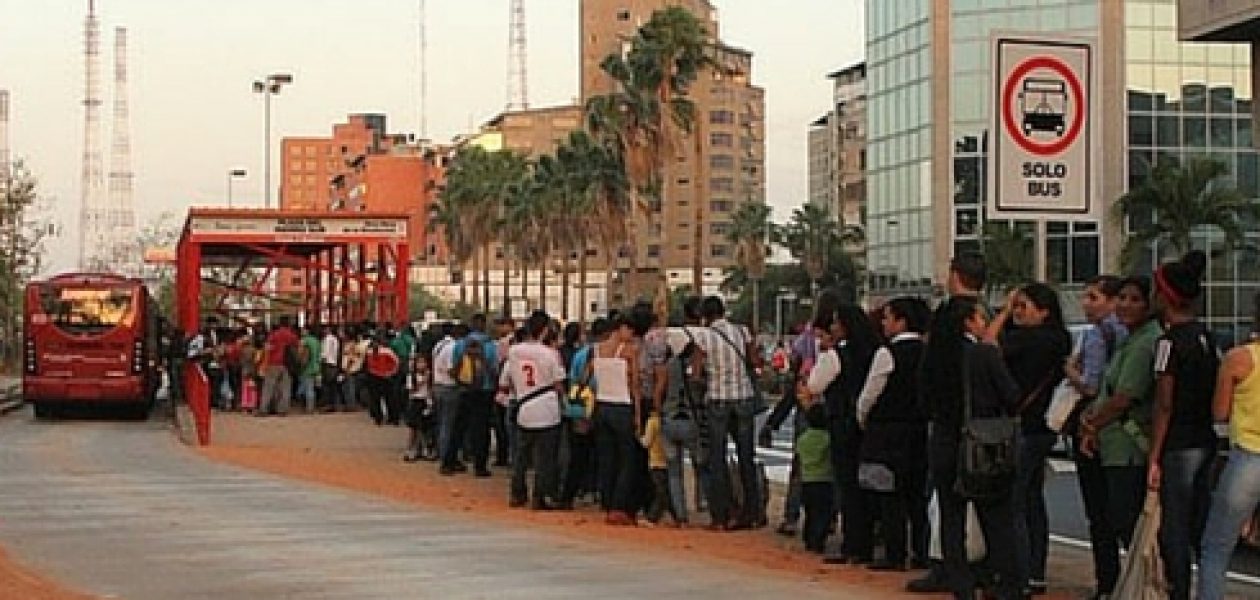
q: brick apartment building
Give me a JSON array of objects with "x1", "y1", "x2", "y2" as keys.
[{"x1": 279, "y1": 114, "x2": 444, "y2": 290}]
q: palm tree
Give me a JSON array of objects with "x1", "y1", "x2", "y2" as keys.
[
  {"x1": 778, "y1": 203, "x2": 861, "y2": 297},
  {"x1": 428, "y1": 195, "x2": 473, "y2": 306},
  {"x1": 1116, "y1": 156, "x2": 1260, "y2": 271},
  {"x1": 981, "y1": 222, "x2": 1034, "y2": 297},
  {"x1": 727, "y1": 201, "x2": 770, "y2": 329},
  {"x1": 584, "y1": 6, "x2": 712, "y2": 302}
]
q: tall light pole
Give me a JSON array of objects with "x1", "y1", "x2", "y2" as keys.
[
  {"x1": 252, "y1": 73, "x2": 292, "y2": 209},
  {"x1": 226, "y1": 168, "x2": 247, "y2": 207},
  {"x1": 775, "y1": 292, "x2": 797, "y2": 346}
]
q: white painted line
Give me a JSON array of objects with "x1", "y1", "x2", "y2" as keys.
[{"x1": 1050, "y1": 534, "x2": 1260, "y2": 587}]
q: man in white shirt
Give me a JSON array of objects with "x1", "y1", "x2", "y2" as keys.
[
  {"x1": 689, "y1": 296, "x2": 762, "y2": 530},
  {"x1": 320, "y1": 325, "x2": 342, "y2": 412},
  {"x1": 501, "y1": 310, "x2": 566, "y2": 509},
  {"x1": 433, "y1": 322, "x2": 466, "y2": 474}
]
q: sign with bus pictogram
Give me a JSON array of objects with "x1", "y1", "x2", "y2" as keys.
[{"x1": 990, "y1": 36, "x2": 1094, "y2": 219}]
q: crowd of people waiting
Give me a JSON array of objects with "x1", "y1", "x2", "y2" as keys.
[{"x1": 165, "y1": 247, "x2": 1260, "y2": 600}]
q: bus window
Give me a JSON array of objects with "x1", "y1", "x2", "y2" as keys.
[{"x1": 37, "y1": 286, "x2": 135, "y2": 334}]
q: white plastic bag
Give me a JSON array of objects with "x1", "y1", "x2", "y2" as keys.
[
  {"x1": 927, "y1": 491, "x2": 986, "y2": 562},
  {"x1": 1115, "y1": 491, "x2": 1167, "y2": 600},
  {"x1": 1045, "y1": 379, "x2": 1081, "y2": 433}
]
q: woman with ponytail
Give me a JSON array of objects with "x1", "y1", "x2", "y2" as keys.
[{"x1": 1148, "y1": 250, "x2": 1219, "y2": 600}]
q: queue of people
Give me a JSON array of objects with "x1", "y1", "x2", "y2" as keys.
[{"x1": 167, "y1": 248, "x2": 1260, "y2": 599}]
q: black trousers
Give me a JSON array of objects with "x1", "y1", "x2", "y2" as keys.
[
  {"x1": 595, "y1": 403, "x2": 638, "y2": 513},
  {"x1": 931, "y1": 435, "x2": 1021, "y2": 600},
  {"x1": 460, "y1": 390, "x2": 494, "y2": 471},
  {"x1": 320, "y1": 363, "x2": 341, "y2": 408},
  {"x1": 366, "y1": 375, "x2": 392, "y2": 424},
  {"x1": 511, "y1": 425, "x2": 560, "y2": 505},
  {"x1": 802, "y1": 481, "x2": 835, "y2": 553},
  {"x1": 560, "y1": 426, "x2": 596, "y2": 503},
  {"x1": 832, "y1": 418, "x2": 873, "y2": 559},
  {"x1": 1071, "y1": 437, "x2": 1120, "y2": 594},
  {"x1": 492, "y1": 403, "x2": 511, "y2": 465}
]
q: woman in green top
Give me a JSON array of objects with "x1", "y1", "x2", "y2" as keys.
[{"x1": 1080, "y1": 276, "x2": 1161, "y2": 547}]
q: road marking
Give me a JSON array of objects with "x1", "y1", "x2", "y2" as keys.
[{"x1": 1049, "y1": 534, "x2": 1260, "y2": 588}]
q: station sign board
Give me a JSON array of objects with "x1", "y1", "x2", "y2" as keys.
[
  {"x1": 989, "y1": 35, "x2": 1096, "y2": 219},
  {"x1": 187, "y1": 216, "x2": 408, "y2": 241}
]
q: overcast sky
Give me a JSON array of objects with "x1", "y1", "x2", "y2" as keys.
[{"x1": 0, "y1": 0, "x2": 864, "y2": 273}]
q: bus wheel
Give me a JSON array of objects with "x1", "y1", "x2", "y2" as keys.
[{"x1": 33, "y1": 403, "x2": 55, "y2": 420}]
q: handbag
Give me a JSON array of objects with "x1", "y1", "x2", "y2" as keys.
[
  {"x1": 565, "y1": 351, "x2": 596, "y2": 434},
  {"x1": 662, "y1": 345, "x2": 700, "y2": 443},
  {"x1": 1045, "y1": 380, "x2": 1081, "y2": 433},
  {"x1": 955, "y1": 346, "x2": 1019, "y2": 501},
  {"x1": 710, "y1": 324, "x2": 767, "y2": 415},
  {"x1": 858, "y1": 462, "x2": 896, "y2": 492}
]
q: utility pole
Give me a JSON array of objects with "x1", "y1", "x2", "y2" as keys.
[
  {"x1": 79, "y1": 0, "x2": 106, "y2": 271},
  {"x1": 108, "y1": 25, "x2": 138, "y2": 276}
]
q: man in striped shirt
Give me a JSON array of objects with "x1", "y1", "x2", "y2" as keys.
[{"x1": 689, "y1": 296, "x2": 761, "y2": 530}]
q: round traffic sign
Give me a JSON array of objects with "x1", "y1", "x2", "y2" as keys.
[{"x1": 1001, "y1": 56, "x2": 1085, "y2": 157}]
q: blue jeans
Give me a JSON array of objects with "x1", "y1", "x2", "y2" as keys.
[
  {"x1": 1013, "y1": 432, "x2": 1058, "y2": 585},
  {"x1": 662, "y1": 439, "x2": 687, "y2": 522},
  {"x1": 1159, "y1": 446, "x2": 1214, "y2": 600},
  {"x1": 298, "y1": 375, "x2": 317, "y2": 412},
  {"x1": 1199, "y1": 445, "x2": 1260, "y2": 600},
  {"x1": 706, "y1": 398, "x2": 759, "y2": 526}
]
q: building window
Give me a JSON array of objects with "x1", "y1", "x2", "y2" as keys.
[
  {"x1": 710, "y1": 244, "x2": 730, "y2": 258},
  {"x1": 647, "y1": 244, "x2": 660, "y2": 258},
  {"x1": 677, "y1": 177, "x2": 690, "y2": 186},
  {"x1": 710, "y1": 132, "x2": 734, "y2": 147},
  {"x1": 709, "y1": 110, "x2": 734, "y2": 125},
  {"x1": 710, "y1": 155, "x2": 734, "y2": 170},
  {"x1": 710, "y1": 200, "x2": 733, "y2": 213},
  {"x1": 616, "y1": 9, "x2": 630, "y2": 21},
  {"x1": 710, "y1": 178, "x2": 734, "y2": 192},
  {"x1": 710, "y1": 222, "x2": 731, "y2": 236}
]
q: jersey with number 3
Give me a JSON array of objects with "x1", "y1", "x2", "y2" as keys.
[{"x1": 506, "y1": 342, "x2": 566, "y2": 429}]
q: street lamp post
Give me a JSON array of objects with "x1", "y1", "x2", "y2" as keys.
[
  {"x1": 775, "y1": 292, "x2": 797, "y2": 346},
  {"x1": 252, "y1": 73, "x2": 293, "y2": 209},
  {"x1": 226, "y1": 168, "x2": 247, "y2": 207}
]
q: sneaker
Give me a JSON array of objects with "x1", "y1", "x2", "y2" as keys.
[{"x1": 867, "y1": 559, "x2": 907, "y2": 572}]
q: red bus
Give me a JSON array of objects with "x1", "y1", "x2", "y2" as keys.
[{"x1": 23, "y1": 273, "x2": 160, "y2": 418}]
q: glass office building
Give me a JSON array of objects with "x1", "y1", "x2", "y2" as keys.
[{"x1": 866, "y1": 0, "x2": 1259, "y2": 337}]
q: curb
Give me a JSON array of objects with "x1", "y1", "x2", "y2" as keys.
[{"x1": 0, "y1": 398, "x2": 22, "y2": 415}]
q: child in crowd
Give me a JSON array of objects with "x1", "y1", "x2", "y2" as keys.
[
  {"x1": 403, "y1": 354, "x2": 436, "y2": 462},
  {"x1": 797, "y1": 402, "x2": 834, "y2": 553},
  {"x1": 641, "y1": 410, "x2": 682, "y2": 526}
]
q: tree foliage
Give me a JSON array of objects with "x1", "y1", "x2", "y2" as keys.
[
  {"x1": 1115, "y1": 156, "x2": 1260, "y2": 271},
  {"x1": 0, "y1": 163, "x2": 54, "y2": 365}
]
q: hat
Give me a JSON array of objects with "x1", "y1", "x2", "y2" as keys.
[{"x1": 1155, "y1": 250, "x2": 1207, "y2": 307}]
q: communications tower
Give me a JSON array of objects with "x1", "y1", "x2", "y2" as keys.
[
  {"x1": 107, "y1": 25, "x2": 137, "y2": 275},
  {"x1": 78, "y1": 0, "x2": 107, "y2": 271},
  {"x1": 0, "y1": 90, "x2": 10, "y2": 182},
  {"x1": 506, "y1": 0, "x2": 528, "y2": 111}
]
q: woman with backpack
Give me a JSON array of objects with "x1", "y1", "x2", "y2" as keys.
[
  {"x1": 921, "y1": 296, "x2": 1022, "y2": 600},
  {"x1": 1147, "y1": 251, "x2": 1218, "y2": 600},
  {"x1": 984, "y1": 283, "x2": 1072, "y2": 595}
]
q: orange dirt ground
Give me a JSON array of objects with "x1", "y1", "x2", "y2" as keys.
[
  {"x1": 0, "y1": 547, "x2": 95, "y2": 600},
  {"x1": 200, "y1": 412, "x2": 1090, "y2": 599}
]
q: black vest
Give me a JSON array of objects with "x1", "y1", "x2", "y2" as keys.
[{"x1": 867, "y1": 337, "x2": 926, "y2": 425}]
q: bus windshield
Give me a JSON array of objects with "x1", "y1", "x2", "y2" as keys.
[{"x1": 36, "y1": 286, "x2": 136, "y2": 335}]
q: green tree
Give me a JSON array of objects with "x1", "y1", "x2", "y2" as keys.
[
  {"x1": 981, "y1": 222, "x2": 1035, "y2": 297},
  {"x1": 407, "y1": 282, "x2": 448, "y2": 320},
  {"x1": 1116, "y1": 156, "x2": 1260, "y2": 272},
  {"x1": 727, "y1": 201, "x2": 770, "y2": 330},
  {"x1": 428, "y1": 193, "x2": 474, "y2": 306},
  {"x1": 0, "y1": 162, "x2": 54, "y2": 366},
  {"x1": 584, "y1": 6, "x2": 712, "y2": 299},
  {"x1": 777, "y1": 203, "x2": 861, "y2": 299}
]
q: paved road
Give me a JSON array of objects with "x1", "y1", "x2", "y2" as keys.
[{"x1": 0, "y1": 409, "x2": 852, "y2": 600}]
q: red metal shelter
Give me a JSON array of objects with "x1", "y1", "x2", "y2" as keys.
[{"x1": 175, "y1": 208, "x2": 410, "y2": 444}]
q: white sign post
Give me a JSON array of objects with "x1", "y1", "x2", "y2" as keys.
[{"x1": 989, "y1": 35, "x2": 1095, "y2": 220}]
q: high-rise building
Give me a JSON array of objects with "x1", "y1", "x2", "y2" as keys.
[
  {"x1": 580, "y1": 0, "x2": 766, "y2": 294},
  {"x1": 809, "y1": 63, "x2": 868, "y2": 282},
  {"x1": 867, "y1": 0, "x2": 1257, "y2": 335},
  {"x1": 1178, "y1": 0, "x2": 1260, "y2": 143},
  {"x1": 280, "y1": 114, "x2": 443, "y2": 264}
]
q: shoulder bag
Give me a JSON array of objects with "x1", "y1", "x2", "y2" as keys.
[
  {"x1": 955, "y1": 346, "x2": 1018, "y2": 500},
  {"x1": 710, "y1": 324, "x2": 767, "y2": 415}
]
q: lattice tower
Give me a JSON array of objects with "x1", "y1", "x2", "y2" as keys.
[
  {"x1": 107, "y1": 25, "x2": 137, "y2": 276},
  {"x1": 0, "y1": 90, "x2": 10, "y2": 183},
  {"x1": 78, "y1": 0, "x2": 108, "y2": 271},
  {"x1": 506, "y1": 0, "x2": 528, "y2": 111}
]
